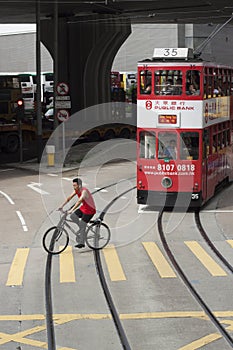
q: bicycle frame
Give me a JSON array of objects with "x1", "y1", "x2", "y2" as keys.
[{"x1": 43, "y1": 210, "x2": 111, "y2": 254}]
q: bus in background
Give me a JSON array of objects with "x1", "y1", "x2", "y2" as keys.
[
  {"x1": 42, "y1": 72, "x2": 54, "y2": 109},
  {"x1": 120, "y1": 71, "x2": 137, "y2": 90},
  {"x1": 111, "y1": 71, "x2": 121, "y2": 89},
  {"x1": 120, "y1": 71, "x2": 137, "y2": 103},
  {"x1": 18, "y1": 73, "x2": 35, "y2": 113},
  {"x1": 0, "y1": 73, "x2": 21, "y2": 122},
  {"x1": 137, "y1": 48, "x2": 233, "y2": 208}
]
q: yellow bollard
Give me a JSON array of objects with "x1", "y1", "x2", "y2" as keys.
[{"x1": 46, "y1": 145, "x2": 55, "y2": 167}]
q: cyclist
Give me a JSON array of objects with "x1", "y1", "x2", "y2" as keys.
[{"x1": 59, "y1": 178, "x2": 96, "y2": 248}]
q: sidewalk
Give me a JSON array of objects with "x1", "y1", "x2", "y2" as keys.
[{"x1": 7, "y1": 139, "x2": 136, "y2": 173}]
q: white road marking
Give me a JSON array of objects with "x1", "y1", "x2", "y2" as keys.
[
  {"x1": 94, "y1": 187, "x2": 108, "y2": 192},
  {"x1": 62, "y1": 177, "x2": 72, "y2": 181},
  {"x1": 0, "y1": 168, "x2": 14, "y2": 172},
  {"x1": 202, "y1": 210, "x2": 233, "y2": 213},
  {"x1": 47, "y1": 173, "x2": 58, "y2": 177},
  {"x1": 0, "y1": 190, "x2": 15, "y2": 205},
  {"x1": 16, "y1": 211, "x2": 28, "y2": 232},
  {"x1": 27, "y1": 182, "x2": 49, "y2": 195},
  {"x1": 138, "y1": 204, "x2": 159, "y2": 213}
]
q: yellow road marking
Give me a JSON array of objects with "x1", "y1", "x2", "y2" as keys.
[
  {"x1": 227, "y1": 239, "x2": 233, "y2": 248},
  {"x1": 6, "y1": 248, "x2": 29, "y2": 286},
  {"x1": 0, "y1": 312, "x2": 232, "y2": 349},
  {"x1": 0, "y1": 311, "x2": 233, "y2": 322},
  {"x1": 178, "y1": 333, "x2": 222, "y2": 349},
  {"x1": 102, "y1": 244, "x2": 126, "y2": 281},
  {"x1": 59, "y1": 246, "x2": 76, "y2": 283},
  {"x1": 184, "y1": 241, "x2": 227, "y2": 276},
  {"x1": 142, "y1": 242, "x2": 176, "y2": 278}
]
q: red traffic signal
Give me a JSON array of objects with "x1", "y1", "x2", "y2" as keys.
[{"x1": 17, "y1": 99, "x2": 24, "y2": 107}]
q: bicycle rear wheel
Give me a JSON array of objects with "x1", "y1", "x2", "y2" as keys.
[
  {"x1": 43, "y1": 226, "x2": 69, "y2": 254},
  {"x1": 86, "y1": 222, "x2": 110, "y2": 250}
]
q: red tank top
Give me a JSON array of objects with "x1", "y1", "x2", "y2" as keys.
[{"x1": 76, "y1": 187, "x2": 96, "y2": 215}]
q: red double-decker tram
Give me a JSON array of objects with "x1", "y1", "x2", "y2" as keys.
[{"x1": 137, "y1": 48, "x2": 233, "y2": 208}]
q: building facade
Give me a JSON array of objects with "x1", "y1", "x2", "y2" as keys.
[{"x1": 0, "y1": 23, "x2": 232, "y2": 73}]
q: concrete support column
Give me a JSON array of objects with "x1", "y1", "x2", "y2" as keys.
[{"x1": 41, "y1": 15, "x2": 131, "y2": 114}]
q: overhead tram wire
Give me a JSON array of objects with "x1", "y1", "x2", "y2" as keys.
[{"x1": 194, "y1": 13, "x2": 233, "y2": 57}]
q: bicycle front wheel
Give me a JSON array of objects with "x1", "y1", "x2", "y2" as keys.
[
  {"x1": 43, "y1": 226, "x2": 69, "y2": 254},
  {"x1": 86, "y1": 222, "x2": 110, "y2": 250}
]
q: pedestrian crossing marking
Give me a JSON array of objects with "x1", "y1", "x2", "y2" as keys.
[
  {"x1": 142, "y1": 242, "x2": 176, "y2": 278},
  {"x1": 6, "y1": 248, "x2": 29, "y2": 286},
  {"x1": 102, "y1": 244, "x2": 126, "y2": 281},
  {"x1": 59, "y1": 246, "x2": 76, "y2": 283},
  {"x1": 184, "y1": 241, "x2": 227, "y2": 276},
  {"x1": 4, "y1": 240, "x2": 232, "y2": 286},
  {"x1": 227, "y1": 240, "x2": 233, "y2": 249}
]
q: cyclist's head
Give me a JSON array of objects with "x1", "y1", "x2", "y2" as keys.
[{"x1": 73, "y1": 178, "x2": 82, "y2": 187}]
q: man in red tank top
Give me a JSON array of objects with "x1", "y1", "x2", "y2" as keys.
[{"x1": 59, "y1": 178, "x2": 96, "y2": 248}]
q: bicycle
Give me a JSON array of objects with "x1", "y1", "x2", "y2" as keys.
[{"x1": 42, "y1": 210, "x2": 111, "y2": 254}]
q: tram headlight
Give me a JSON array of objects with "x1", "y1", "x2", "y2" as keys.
[{"x1": 161, "y1": 177, "x2": 172, "y2": 189}]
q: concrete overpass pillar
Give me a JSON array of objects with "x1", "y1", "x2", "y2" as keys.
[{"x1": 41, "y1": 15, "x2": 131, "y2": 114}]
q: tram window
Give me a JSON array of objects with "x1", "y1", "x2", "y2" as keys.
[
  {"x1": 154, "y1": 70, "x2": 182, "y2": 95},
  {"x1": 180, "y1": 132, "x2": 199, "y2": 160},
  {"x1": 212, "y1": 135, "x2": 217, "y2": 154},
  {"x1": 158, "y1": 132, "x2": 177, "y2": 159},
  {"x1": 222, "y1": 129, "x2": 228, "y2": 147},
  {"x1": 203, "y1": 129, "x2": 210, "y2": 158},
  {"x1": 140, "y1": 70, "x2": 152, "y2": 95},
  {"x1": 139, "y1": 131, "x2": 156, "y2": 159},
  {"x1": 186, "y1": 70, "x2": 200, "y2": 95}
]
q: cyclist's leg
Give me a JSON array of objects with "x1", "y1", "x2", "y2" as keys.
[
  {"x1": 75, "y1": 213, "x2": 94, "y2": 248},
  {"x1": 70, "y1": 209, "x2": 83, "y2": 238}
]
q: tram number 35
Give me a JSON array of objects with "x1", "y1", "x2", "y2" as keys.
[
  {"x1": 163, "y1": 48, "x2": 178, "y2": 57},
  {"x1": 191, "y1": 193, "x2": 199, "y2": 200}
]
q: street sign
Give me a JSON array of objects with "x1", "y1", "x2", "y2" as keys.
[
  {"x1": 56, "y1": 82, "x2": 69, "y2": 96},
  {"x1": 56, "y1": 109, "x2": 70, "y2": 122},
  {"x1": 55, "y1": 100, "x2": 71, "y2": 109}
]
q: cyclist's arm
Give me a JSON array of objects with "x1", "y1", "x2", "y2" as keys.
[
  {"x1": 59, "y1": 191, "x2": 76, "y2": 210},
  {"x1": 69, "y1": 190, "x2": 88, "y2": 213}
]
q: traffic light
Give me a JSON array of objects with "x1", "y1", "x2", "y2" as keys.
[{"x1": 16, "y1": 98, "x2": 24, "y2": 121}]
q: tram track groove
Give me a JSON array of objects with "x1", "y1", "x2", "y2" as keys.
[
  {"x1": 195, "y1": 210, "x2": 233, "y2": 274},
  {"x1": 45, "y1": 178, "x2": 135, "y2": 350},
  {"x1": 157, "y1": 210, "x2": 233, "y2": 348}
]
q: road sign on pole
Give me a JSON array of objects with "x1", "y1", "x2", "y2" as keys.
[
  {"x1": 56, "y1": 109, "x2": 70, "y2": 122},
  {"x1": 56, "y1": 82, "x2": 69, "y2": 96}
]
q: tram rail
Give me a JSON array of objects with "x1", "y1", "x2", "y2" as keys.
[
  {"x1": 157, "y1": 210, "x2": 233, "y2": 348},
  {"x1": 44, "y1": 179, "x2": 135, "y2": 350}
]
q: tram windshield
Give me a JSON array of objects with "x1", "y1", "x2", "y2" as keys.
[
  {"x1": 158, "y1": 132, "x2": 177, "y2": 159},
  {"x1": 180, "y1": 132, "x2": 199, "y2": 160},
  {"x1": 139, "y1": 131, "x2": 199, "y2": 160},
  {"x1": 139, "y1": 131, "x2": 156, "y2": 158}
]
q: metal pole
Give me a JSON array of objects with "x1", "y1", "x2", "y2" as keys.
[
  {"x1": 19, "y1": 120, "x2": 23, "y2": 163},
  {"x1": 36, "y1": 0, "x2": 43, "y2": 163},
  {"x1": 53, "y1": 0, "x2": 59, "y2": 164},
  {"x1": 53, "y1": 0, "x2": 59, "y2": 131}
]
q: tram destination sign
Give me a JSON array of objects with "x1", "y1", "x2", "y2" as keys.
[{"x1": 158, "y1": 114, "x2": 177, "y2": 124}]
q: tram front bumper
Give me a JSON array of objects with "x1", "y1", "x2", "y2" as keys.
[{"x1": 137, "y1": 189, "x2": 202, "y2": 208}]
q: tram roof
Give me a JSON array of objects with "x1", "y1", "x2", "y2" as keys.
[{"x1": 137, "y1": 59, "x2": 233, "y2": 69}]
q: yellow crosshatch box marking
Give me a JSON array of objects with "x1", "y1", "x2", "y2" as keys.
[{"x1": 0, "y1": 312, "x2": 232, "y2": 349}]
